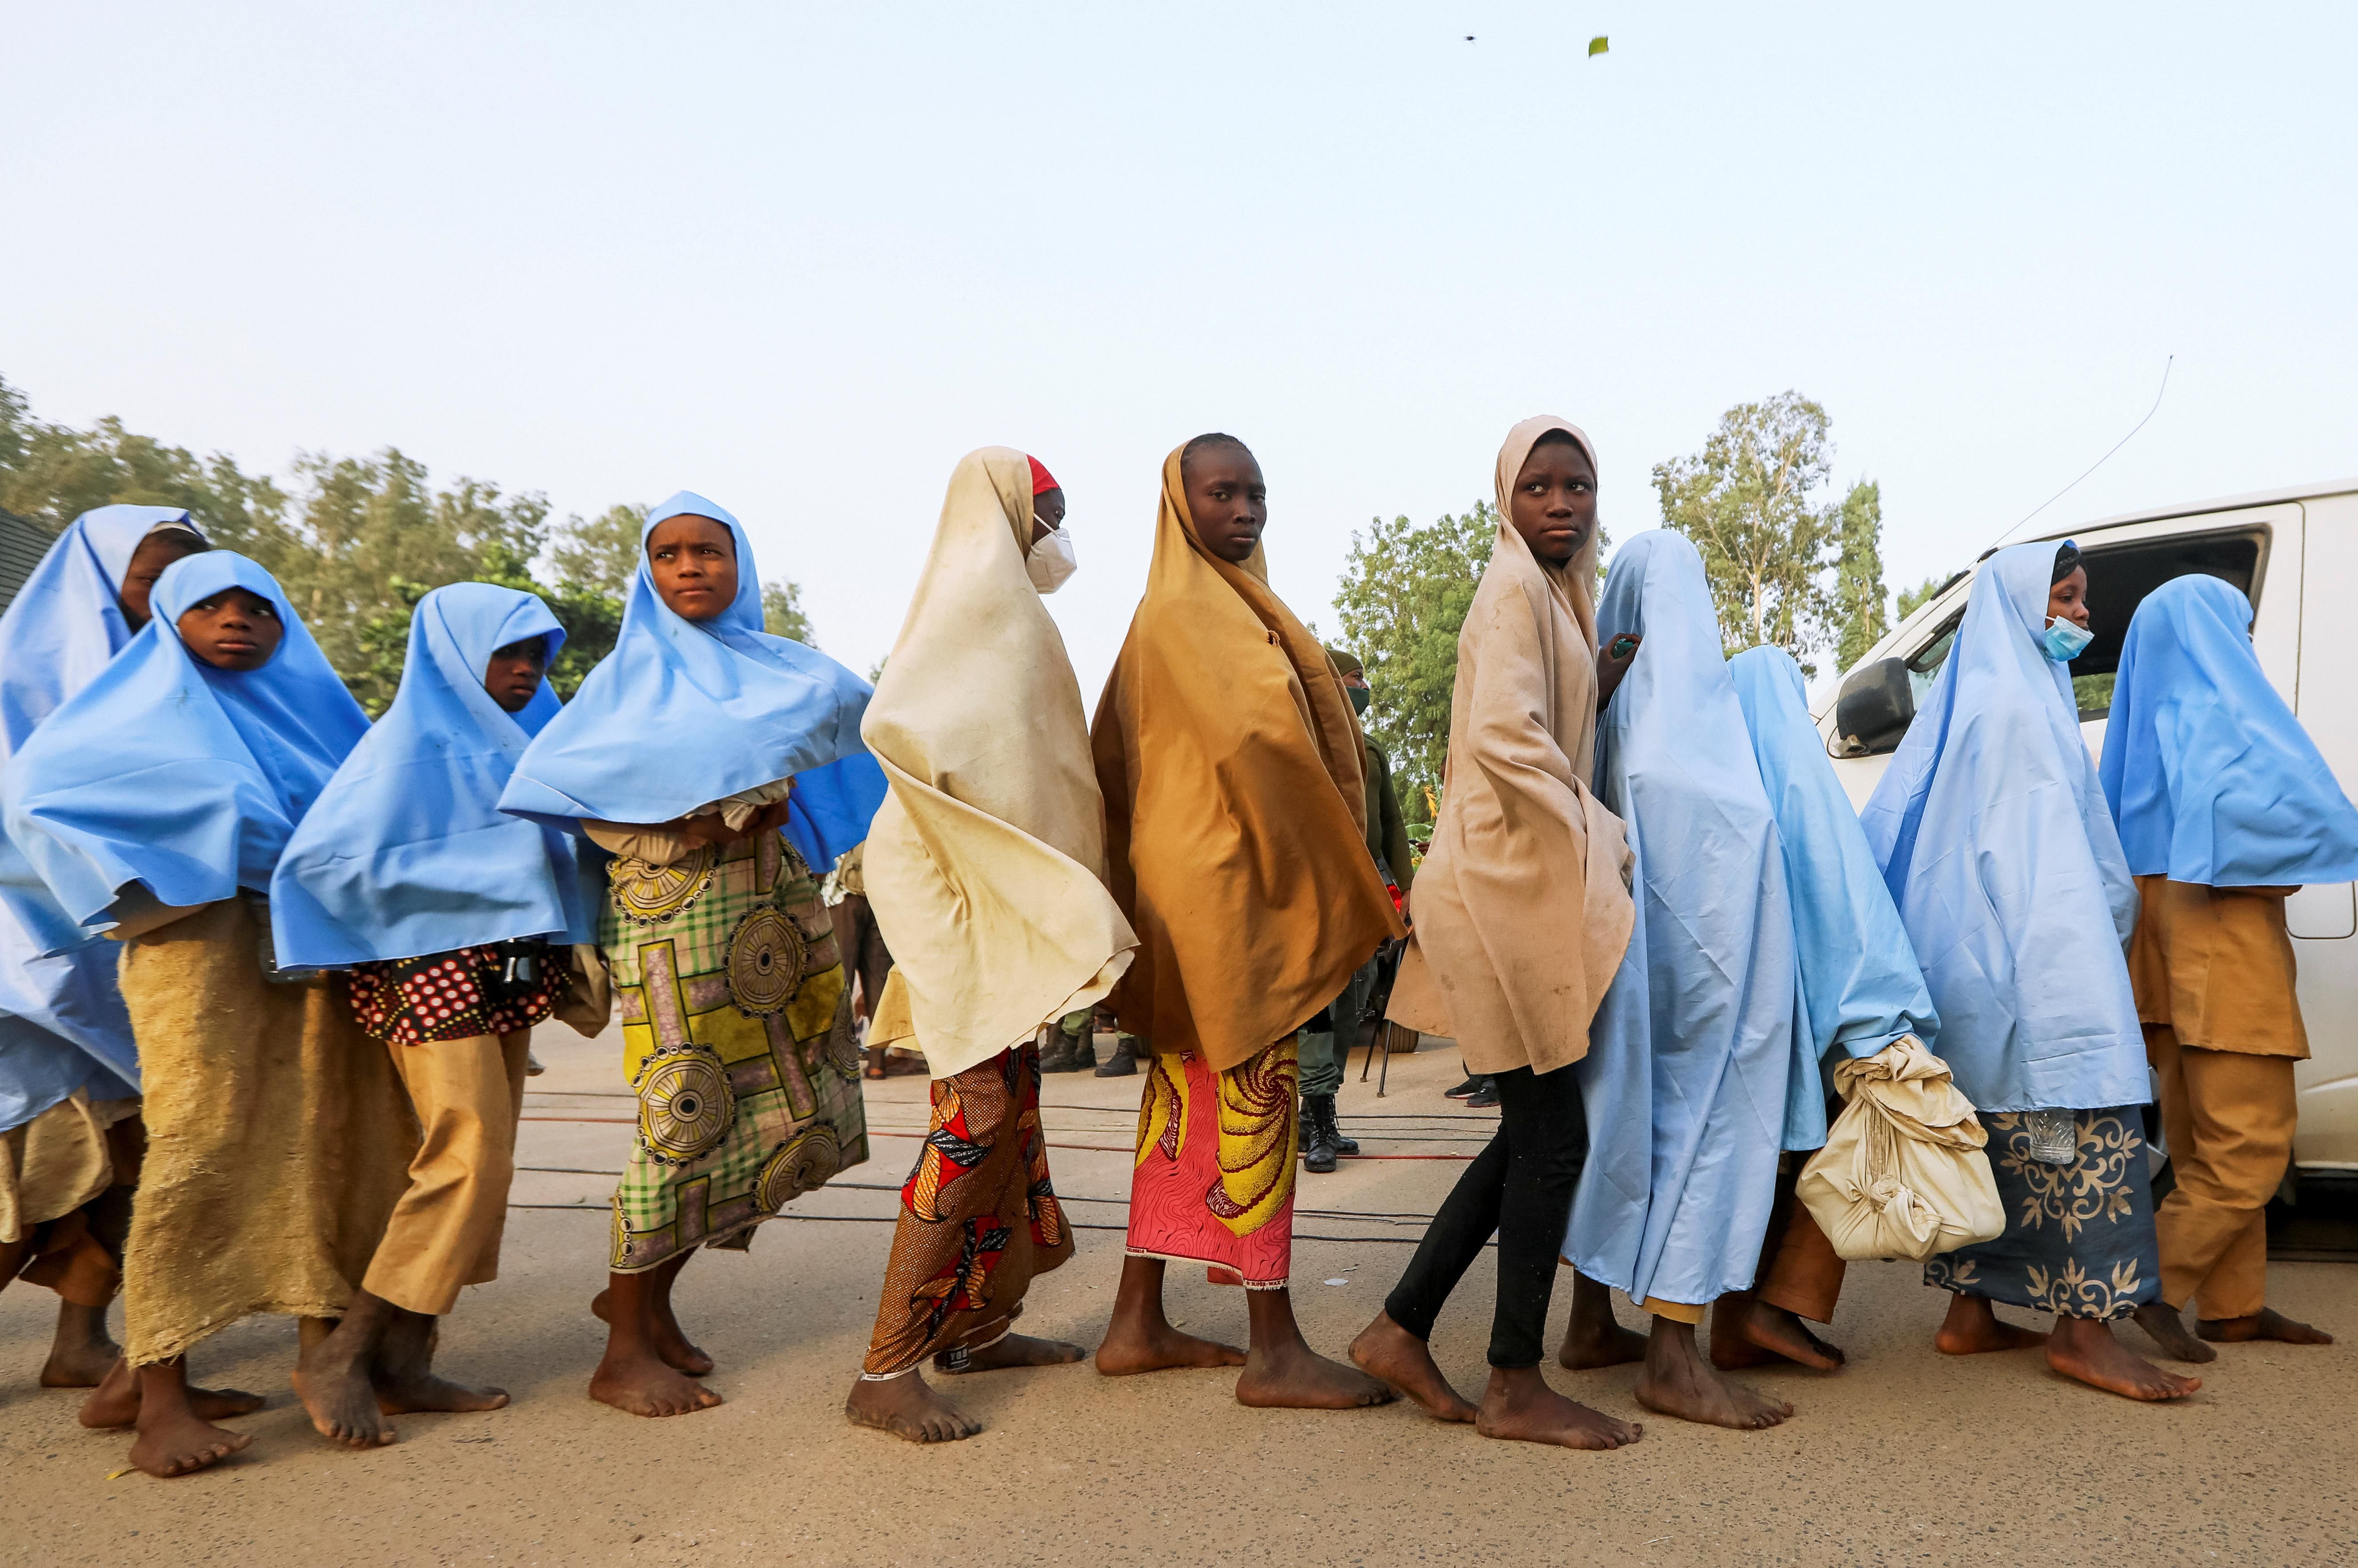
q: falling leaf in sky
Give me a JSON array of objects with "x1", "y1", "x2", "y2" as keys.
[{"x1": 1588, "y1": 36, "x2": 1609, "y2": 56}]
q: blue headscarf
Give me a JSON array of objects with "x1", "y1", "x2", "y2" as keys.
[
  {"x1": 1728, "y1": 645, "x2": 1940, "y2": 1151},
  {"x1": 498, "y1": 491, "x2": 884, "y2": 868},
  {"x1": 1564, "y1": 531, "x2": 1799, "y2": 1310},
  {"x1": 1860, "y1": 539, "x2": 2146, "y2": 1112},
  {"x1": 0, "y1": 507, "x2": 196, "y2": 1117},
  {"x1": 2, "y1": 551, "x2": 368, "y2": 933},
  {"x1": 2100, "y1": 573, "x2": 2358, "y2": 888},
  {"x1": 270, "y1": 583, "x2": 598, "y2": 967}
]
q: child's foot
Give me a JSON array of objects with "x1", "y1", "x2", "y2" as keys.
[
  {"x1": 40, "y1": 1304, "x2": 122, "y2": 1387},
  {"x1": 1348, "y1": 1312, "x2": 1476, "y2": 1422},
  {"x1": 77, "y1": 1359, "x2": 263, "y2": 1429},
  {"x1": 293, "y1": 1340, "x2": 395, "y2": 1448},
  {"x1": 1558, "y1": 1297, "x2": 1648, "y2": 1370},
  {"x1": 1712, "y1": 1296, "x2": 1845, "y2": 1372},
  {"x1": 371, "y1": 1311, "x2": 509, "y2": 1413},
  {"x1": 128, "y1": 1408, "x2": 251, "y2": 1478},
  {"x1": 845, "y1": 1371, "x2": 982, "y2": 1442},
  {"x1": 1095, "y1": 1319, "x2": 1246, "y2": 1376},
  {"x1": 937, "y1": 1333, "x2": 1086, "y2": 1373},
  {"x1": 588, "y1": 1348, "x2": 723, "y2": 1418},
  {"x1": 1635, "y1": 1322, "x2": 1792, "y2": 1430},
  {"x1": 590, "y1": 1286, "x2": 714, "y2": 1376},
  {"x1": 1235, "y1": 1336, "x2": 1398, "y2": 1409},
  {"x1": 2199, "y1": 1307, "x2": 2333, "y2": 1345},
  {"x1": 1933, "y1": 1294, "x2": 2048, "y2": 1355},
  {"x1": 2045, "y1": 1318, "x2": 2201, "y2": 1401},
  {"x1": 1476, "y1": 1365, "x2": 1641, "y2": 1449},
  {"x1": 2131, "y1": 1301, "x2": 2217, "y2": 1363}
]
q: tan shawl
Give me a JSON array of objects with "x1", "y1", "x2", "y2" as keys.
[
  {"x1": 1091, "y1": 445, "x2": 1404, "y2": 1073},
  {"x1": 1388, "y1": 416, "x2": 1636, "y2": 1075},
  {"x1": 861, "y1": 448, "x2": 1138, "y2": 1079}
]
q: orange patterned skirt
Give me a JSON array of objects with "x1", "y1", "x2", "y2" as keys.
[
  {"x1": 861, "y1": 1044, "x2": 1071, "y2": 1377},
  {"x1": 1125, "y1": 1039, "x2": 1298, "y2": 1290}
]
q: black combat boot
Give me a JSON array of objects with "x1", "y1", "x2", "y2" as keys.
[
  {"x1": 1300, "y1": 1094, "x2": 1341, "y2": 1174},
  {"x1": 1094, "y1": 1034, "x2": 1142, "y2": 1077},
  {"x1": 1317, "y1": 1094, "x2": 1360, "y2": 1157}
]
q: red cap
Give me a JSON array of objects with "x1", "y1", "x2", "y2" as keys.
[{"x1": 1027, "y1": 455, "x2": 1059, "y2": 496}]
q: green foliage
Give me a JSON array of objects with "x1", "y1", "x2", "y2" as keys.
[
  {"x1": 1331, "y1": 502, "x2": 1500, "y2": 824},
  {"x1": 1895, "y1": 573, "x2": 1950, "y2": 623},
  {"x1": 1831, "y1": 479, "x2": 1888, "y2": 671},
  {"x1": 0, "y1": 372, "x2": 813, "y2": 706},
  {"x1": 762, "y1": 578, "x2": 817, "y2": 646}
]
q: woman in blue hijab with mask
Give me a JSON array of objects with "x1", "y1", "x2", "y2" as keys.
[
  {"x1": 1863, "y1": 540, "x2": 2199, "y2": 1402},
  {"x1": 2101, "y1": 572, "x2": 2353, "y2": 1361},
  {"x1": 0, "y1": 506, "x2": 205, "y2": 1393},
  {"x1": 271, "y1": 582, "x2": 594, "y2": 1447},
  {"x1": 4, "y1": 550, "x2": 417, "y2": 1476},
  {"x1": 500, "y1": 492, "x2": 880, "y2": 1420},
  {"x1": 1559, "y1": 529, "x2": 1801, "y2": 1432}
]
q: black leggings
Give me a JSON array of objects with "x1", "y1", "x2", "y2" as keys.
[{"x1": 1383, "y1": 1061, "x2": 1588, "y2": 1368}]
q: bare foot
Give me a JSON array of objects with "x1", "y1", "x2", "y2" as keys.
[
  {"x1": 845, "y1": 1370, "x2": 982, "y2": 1441},
  {"x1": 1235, "y1": 1333, "x2": 1398, "y2": 1410},
  {"x1": 371, "y1": 1308, "x2": 509, "y2": 1413},
  {"x1": 78, "y1": 1358, "x2": 264, "y2": 1429},
  {"x1": 2131, "y1": 1301, "x2": 2217, "y2": 1363},
  {"x1": 2200, "y1": 1308, "x2": 2334, "y2": 1345},
  {"x1": 1348, "y1": 1311, "x2": 1476, "y2": 1422},
  {"x1": 1712, "y1": 1296, "x2": 1845, "y2": 1373},
  {"x1": 1095, "y1": 1319, "x2": 1247, "y2": 1376},
  {"x1": 2046, "y1": 1316, "x2": 2200, "y2": 1400},
  {"x1": 128, "y1": 1364, "x2": 253, "y2": 1479},
  {"x1": 588, "y1": 1346, "x2": 723, "y2": 1418},
  {"x1": 1933, "y1": 1293, "x2": 2049, "y2": 1355},
  {"x1": 294, "y1": 1343, "x2": 395, "y2": 1448},
  {"x1": 938, "y1": 1333, "x2": 1086, "y2": 1373},
  {"x1": 40, "y1": 1301, "x2": 121, "y2": 1387},
  {"x1": 1634, "y1": 1319, "x2": 1792, "y2": 1430},
  {"x1": 1558, "y1": 1273, "x2": 1648, "y2": 1370},
  {"x1": 1476, "y1": 1365, "x2": 1641, "y2": 1449},
  {"x1": 592, "y1": 1286, "x2": 714, "y2": 1376}
]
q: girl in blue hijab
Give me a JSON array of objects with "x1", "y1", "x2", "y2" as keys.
[
  {"x1": 2101, "y1": 572, "x2": 2350, "y2": 1359},
  {"x1": 1863, "y1": 540, "x2": 2198, "y2": 1402},
  {"x1": 1559, "y1": 530, "x2": 1801, "y2": 1432},
  {"x1": 0, "y1": 506, "x2": 204, "y2": 1395},
  {"x1": 501, "y1": 493, "x2": 873, "y2": 1420},
  {"x1": 4, "y1": 551, "x2": 418, "y2": 1476},
  {"x1": 271, "y1": 582, "x2": 595, "y2": 1432},
  {"x1": 1716, "y1": 644, "x2": 1941, "y2": 1374}
]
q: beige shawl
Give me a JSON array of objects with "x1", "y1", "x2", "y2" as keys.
[
  {"x1": 1388, "y1": 416, "x2": 1636, "y2": 1075},
  {"x1": 860, "y1": 447, "x2": 1137, "y2": 1079}
]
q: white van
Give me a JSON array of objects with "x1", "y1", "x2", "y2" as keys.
[{"x1": 1816, "y1": 478, "x2": 2358, "y2": 1174}]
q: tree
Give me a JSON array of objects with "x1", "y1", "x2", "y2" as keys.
[
  {"x1": 1331, "y1": 502, "x2": 1499, "y2": 824},
  {"x1": 1830, "y1": 479, "x2": 1888, "y2": 672},
  {"x1": 549, "y1": 503, "x2": 645, "y2": 598},
  {"x1": 1896, "y1": 573, "x2": 1950, "y2": 622},
  {"x1": 762, "y1": 579, "x2": 817, "y2": 646},
  {"x1": 1652, "y1": 391, "x2": 1837, "y2": 672}
]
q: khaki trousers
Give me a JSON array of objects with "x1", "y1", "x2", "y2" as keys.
[
  {"x1": 2148, "y1": 1024, "x2": 2295, "y2": 1320},
  {"x1": 362, "y1": 1030, "x2": 531, "y2": 1317}
]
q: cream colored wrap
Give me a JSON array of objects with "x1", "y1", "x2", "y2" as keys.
[
  {"x1": 1388, "y1": 416, "x2": 1635, "y2": 1075},
  {"x1": 860, "y1": 447, "x2": 1138, "y2": 1079}
]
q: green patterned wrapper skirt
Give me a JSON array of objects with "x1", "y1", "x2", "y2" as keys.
[{"x1": 600, "y1": 830, "x2": 867, "y2": 1273}]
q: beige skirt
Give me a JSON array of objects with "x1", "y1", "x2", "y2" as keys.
[{"x1": 116, "y1": 897, "x2": 417, "y2": 1364}]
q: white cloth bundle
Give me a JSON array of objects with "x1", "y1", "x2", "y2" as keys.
[{"x1": 1797, "y1": 1035, "x2": 2005, "y2": 1261}]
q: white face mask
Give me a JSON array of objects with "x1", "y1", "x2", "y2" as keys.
[{"x1": 1027, "y1": 525, "x2": 1079, "y2": 595}]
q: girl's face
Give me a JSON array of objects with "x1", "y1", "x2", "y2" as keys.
[
  {"x1": 483, "y1": 636, "x2": 549, "y2": 713},
  {"x1": 1508, "y1": 436, "x2": 1598, "y2": 567},
  {"x1": 1031, "y1": 486, "x2": 1065, "y2": 547},
  {"x1": 646, "y1": 514, "x2": 739, "y2": 621},
  {"x1": 1181, "y1": 445, "x2": 1267, "y2": 564},
  {"x1": 177, "y1": 588, "x2": 284, "y2": 671},
  {"x1": 118, "y1": 533, "x2": 206, "y2": 630},
  {"x1": 2048, "y1": 566, "x2": 2090, "y2": 629}
]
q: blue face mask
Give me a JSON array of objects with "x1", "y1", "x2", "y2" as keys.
[{"x1": 2044, "y1": 616, "x2": 2093, "y2": 662}]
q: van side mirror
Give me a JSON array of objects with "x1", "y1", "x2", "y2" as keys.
[{"x1": 1833, "y1": 657, "x2": 1915, "y2": 757}]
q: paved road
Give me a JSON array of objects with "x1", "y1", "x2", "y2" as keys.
[{"x1": 2, "y1": 1030, "x2": 2351, "y2": 1567}]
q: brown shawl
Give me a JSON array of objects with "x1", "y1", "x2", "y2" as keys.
[
  {"x1": 1387, "y1": 416, "x2": 1635, "y2": 1075},
  {"x1": 1091, "y1": 445, "x2": 1404, "y2": 1072}
]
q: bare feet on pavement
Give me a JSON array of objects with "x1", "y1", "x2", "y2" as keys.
[
  {"x1": 1095, "y1": 1257, "x2": 1246, "y2": 1375},
  {"x1": 1477, "y1": 1365, "x2": 1641, "y2": 1449},
  {"x1": 128, "y1": 1363, "x2": 253, "y2": 1478},
  {"x1": 2200, "y1": 1307, "x2": 2333, "y2": 1345},
  {"x1": 78, "y1": 1357, "x2": 264, "y2": 1429},
  {"x1": 373, "y1": 1308, "x2": 509, "y2": 1414},
  {"x1": 588, "y1": 1344, "x2": 723, "y2": 1417},
  {"x1": 592, "y1": 1284, "x2": 714, "y2": 1376},
  {"x1": 1558, "y1": 1273, "x2": 1648, "y2": 1370},
  {"x1": 40, "y1": 1302, "x2": 122, "y2": 1387},
  {"x1": 2131, "y1": 1301, "x2": 2217, "y2": 1363},
  {"x1": 1634, "y1": 1319, "x2": 1792, "y2": 1430},
  {"x1": 1933, "y1": 1293, "x2": 2049, "y2": 1355},
  {"x1": 2045, "y1": 1316, "x2": 2200, "y2": 1400},
  {"x1": 1349, "y1": 1311, "x2": 1476, "y2": 1422},
  {"x1": 1711, "y1": 1294, "x2": 1845, "y2": 1372},
  {"x1": 845, "y1": 1370, "x2": 982, "y2": 1442},
  {"x1": 937, "y1": 1333, "x2": 1086, "y2": 1373}
]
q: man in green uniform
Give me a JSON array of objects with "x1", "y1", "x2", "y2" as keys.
[{"x1": 1299, "y1": 648, "x2": 1416, "y2": 1172}]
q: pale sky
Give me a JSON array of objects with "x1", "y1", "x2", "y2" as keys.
[{"x1": 5, "y1": 3, "x2": 2352, "y2": 700}]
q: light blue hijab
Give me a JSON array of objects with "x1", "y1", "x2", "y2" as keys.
[
  {"x1": 0, "y1": 507, "x2": 196, "y2": 1118},
  {"x1": 1728, "y1": 645, "x2": 1940, "y2": 1151},
  {"x1": 1860, "y1": 539, "x2": 2146, "y2": 1112},
  {"x1": 2, "y1": 551, "x2": 368, "y2": 933},
  {"x1": 498, "y1": 491, "x2": 885, "y2": 868},
  {"x1": 2099, "y1": 573, "x2": 2358, "y2": 888},
  {"x1": 1565, "y1": 531, "x2": 1799, "y2": 1310},
  {"x1": 270, "y1": 583, "x2": 598, "y2": 967}
]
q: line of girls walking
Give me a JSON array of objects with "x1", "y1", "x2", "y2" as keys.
[{"x1": 0, "y1": 420, "x2": 2345, "y2": 1479}]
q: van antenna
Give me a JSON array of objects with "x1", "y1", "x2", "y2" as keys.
[{"x1": 1997, "y1": 356, "x2": 2173, "y2": 547}]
